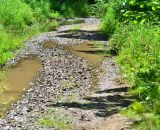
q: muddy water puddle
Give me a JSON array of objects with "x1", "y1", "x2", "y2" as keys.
[
  {"x1": 0, "y1": 57, "x2": 41, "y2": 117},
  {"x1": 43, "y1": 41, "x2": 105, "y2": 90},
  {"x1": 43, "y1": 41, "x2": 105, "y2": 66}
]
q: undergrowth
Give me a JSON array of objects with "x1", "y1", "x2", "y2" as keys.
[
  {"x1": 0, "y1": 0, "x2": 93, "y2": 65},
  {"x1": 101, "y1": 0, "x2": 160, "y2": 129}
]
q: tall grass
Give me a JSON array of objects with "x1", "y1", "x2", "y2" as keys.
[
  {"x1": 22, "y1": 0, "x2": 59, "y2": 20},
  {"x1": 113, "y1": 25, "x2": 160, "y2": 129},
  {"x1": 101, "y1": 0, "x2": 160, "y2": 129},
  {"x1": 87, "y1": 0, "x2": 108, "y2": 17},
  {"x1": 100, "y1": 1, "x2": 118, "y2": 38},
  {"x1": 0, "y1": 0, "x2": 60, "y2": 65},
  {"x1": 0, "y1": 0, "x2": 33, "y2": 28},
  {"x1": 0, "y1": 28, "x2": 22, "y2": 64},
  {"x1": 50, "y1": 0, "x2": 89, "y2": 18}
]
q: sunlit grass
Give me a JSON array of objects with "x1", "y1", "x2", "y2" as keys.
[{"x1": 39, "y1": 118, "x2": 72, "y2": 130}]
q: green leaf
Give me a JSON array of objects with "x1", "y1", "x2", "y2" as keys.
[
  {"x1": 140, "y1": 19, "x2": 146, "y2": 24},
  {"x1": 129, "y1": 0, "x2": 135, "y2": 6},
  {"x1": 152, "y1": 6, "x2": 156, "y2": 11}
]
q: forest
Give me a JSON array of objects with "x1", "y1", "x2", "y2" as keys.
[{"x1": 0, "y1": 0, "x2": 160, "y2": 129}]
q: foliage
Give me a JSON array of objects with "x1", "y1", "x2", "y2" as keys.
[
  {"x1": 88, "y1": 0, "x2": 108, "y2": 17},
  {"x1": 109, "y1": 21, "x2": 160, "y2": 129},
  {"x1": 101, "y1": 0, "x2": 160, "y2": 129},
  {"x1": 39, "y1": 118, "x2": 71, "y2": 130},
  {"x1": 0, "y1": 29, "x2": 22, "y2": 64},
  {"x1": 0, "y1": 0, "x2": 33, "y2": 28},
  {"x1": 22, "y1": 0, "x2": 59, "y2": 21},
  {"x1": 50, "y1": 0, "x2": 89, "y2": 17},
  {"x1": 0, "y1": 0, "x2": 61, "y2": 66},
  {"x1": 101, "y1": 1, "x2": 118, "y2": 37},
  {"x1": 110, "y1": 24, "x2": 160, "y2": 102},
  {"x1": 116, "y1": 0, "x2": 160, "y2": 25}
]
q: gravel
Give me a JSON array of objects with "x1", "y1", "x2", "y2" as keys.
[{"x1": 0, "y1": 18, "x2": 101, "y2": 130}]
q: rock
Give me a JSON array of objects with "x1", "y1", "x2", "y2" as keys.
[{"x1": 0, "y1": 18, "x2": 101, "y2": 129}]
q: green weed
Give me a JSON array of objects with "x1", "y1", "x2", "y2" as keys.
[
  {"x1": 60, "y1": 80, "x2": 74, "y2": 90},
  {"x1": 100, "y1": 0, "x2": 160, "y2": 129},
  {"x1": 88, "y1": 0, "x2": 108, "y2": 17},
  {"x1": 39, "y1": 118, "x2": 71, "y2": 130},
  {"x1": 0, "y1": 0, "x2": 33, "y2": 28},
  {"x1": 68, "y1": 25, "x2": 81, "y2": 34},
  {"x1": 0, "y1": 30, "x2": 22, "y2": 65},
  {"x1": 22, "y1": 0, "x2": 55, "y2": 21},
  {"x1": 109, "y1": 23, "x2": 160, "y2": 129},
  {"x1": 39, "y1": 108, "x2": 73, "y2": 130},
  {"x1": 100, "y1": 1, "x2": 118, "y2": 38},
  {"x1": 116, "y1": 0, "x2": 160, "y2": 25}
]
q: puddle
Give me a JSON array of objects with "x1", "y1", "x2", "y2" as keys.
[
  {"x1": 64, "y1": 42, "x2": 104, "y2": 66},
  {"x1": 43, "y1": 40, "x2": 59, "y2": 49},
  {"x1": 43, "y1": 41, "x2": 105, "y2": 90},
  {"x1": 65, "y1": 42, "x2": 105, "y2": 91},
  {"x1": 43, "y1": 41, "x2": 105, "y2": 66},
  {"x1": 0, "y1": 57, "x2": 41, "y2": 117}
]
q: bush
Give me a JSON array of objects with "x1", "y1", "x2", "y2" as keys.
[
  {"x1": 0, "y1": 0, "x2": 33, "y2": 28},
  {"x1": 0, "y1": 29, "x2": 22, "y2": 64},
  {"x1": 116, "y1": 0, "x2": 160, "y2": 25},
  {"x1": 22, "y1": 0, "x2": 53, "y2": 21},
  {"x1": 50, "y1": 0, "x2": 89, "y2": 18},
  {"x1": 88, "y1": 0, "x2": 108, "y2": 17},
  {"x1": 101, "y1": 1, "x2": 118, "y2": 38},
  {"x1": 110, "y1": 24, "x2": 160, "y2": 129},
  {"x1": 100, "y1": 0, "x2": 160, "y2": 129}
]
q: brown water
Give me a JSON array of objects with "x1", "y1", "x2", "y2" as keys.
[
  {"x1": 0, "y1": 41, "x2": 105, "y2": 117},
  {"x1": 43, "y1": 41, "x2": 105, "y2": 90},
  {"x1": 0, "y1": 58, "x2": 41, "y2": 117},
  {"x1": 43, "y1": 41, "x2": 105, "y2": 66}
]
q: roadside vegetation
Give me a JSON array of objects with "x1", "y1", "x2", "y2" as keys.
[
  {"x1": 100, "y1": 0, "x2": 160, "y2": 129},
  {"x1": 0, "y1": 0, "x2": 92, "y2": 65},
  {"x1": 1, "y1": 0, "x2": 160, "y2": 129},
  {"x1": 0, "y1": 0, "x2": 93, "y2": 91}
]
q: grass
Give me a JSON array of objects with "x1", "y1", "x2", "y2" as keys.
[
  {"x1": 115, "y1": 25, "x2": 160, "y2": 129},
  {"x1": 100, "y1": 0, "x2": 160, "y2": 129},
  {"x1": 39, "y1": 118, "x2": 71, "y2": 130},
  {"x1": 68, "y1": 25, "x2": 81, "y2": 34},
  {"x1": 40, "y1": 20, "x2": 59, "y2": 32},
  {"x1": 0, "y1": 0, "x2": 33, "y2": 28},
  {"x1": 39, "y1": 108, "x2": 73, "y2": 130},
  {"x1": 0, "y1": 29, "x2": 22, "y2": 65},
  {"x1": 100, "y1": 1, "x2": 118, "y2": 38}
]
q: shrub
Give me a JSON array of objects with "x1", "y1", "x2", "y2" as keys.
[
  {"x1": 0, "y1": 29, "x2": 22, "y2": 64},
  {"x1": 110, "y1": 24, "x2": 160, "y2": 129},
  {"x1": 88, "y1": 0, "x2": 108, "y2": 17},
  {"x1": 101, "y1": 1, "x2": 118, "y2": 38},
  {"x1": 0, "y1": 0, "x2": 33, "y2": 28},
  {"x1": 50, "y1": 0, "x2": 89, "y2": 18},
  {"x1": 22, "y1": 0, "x2": 53, "y2": 21},
  {"x1": 116, "y1": 0, "x2": 160, "y2": 25},
  {"x1": 101, "y1": 0, "x2": 160, "y2": 129}
]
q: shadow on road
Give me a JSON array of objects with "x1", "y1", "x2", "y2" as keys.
[
  {"x1": 52, "y1": 87, "x2": 133, "y2": 118},
  {"x1": 56, "y1": 29, "x2": 108, "y2": 41}
]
